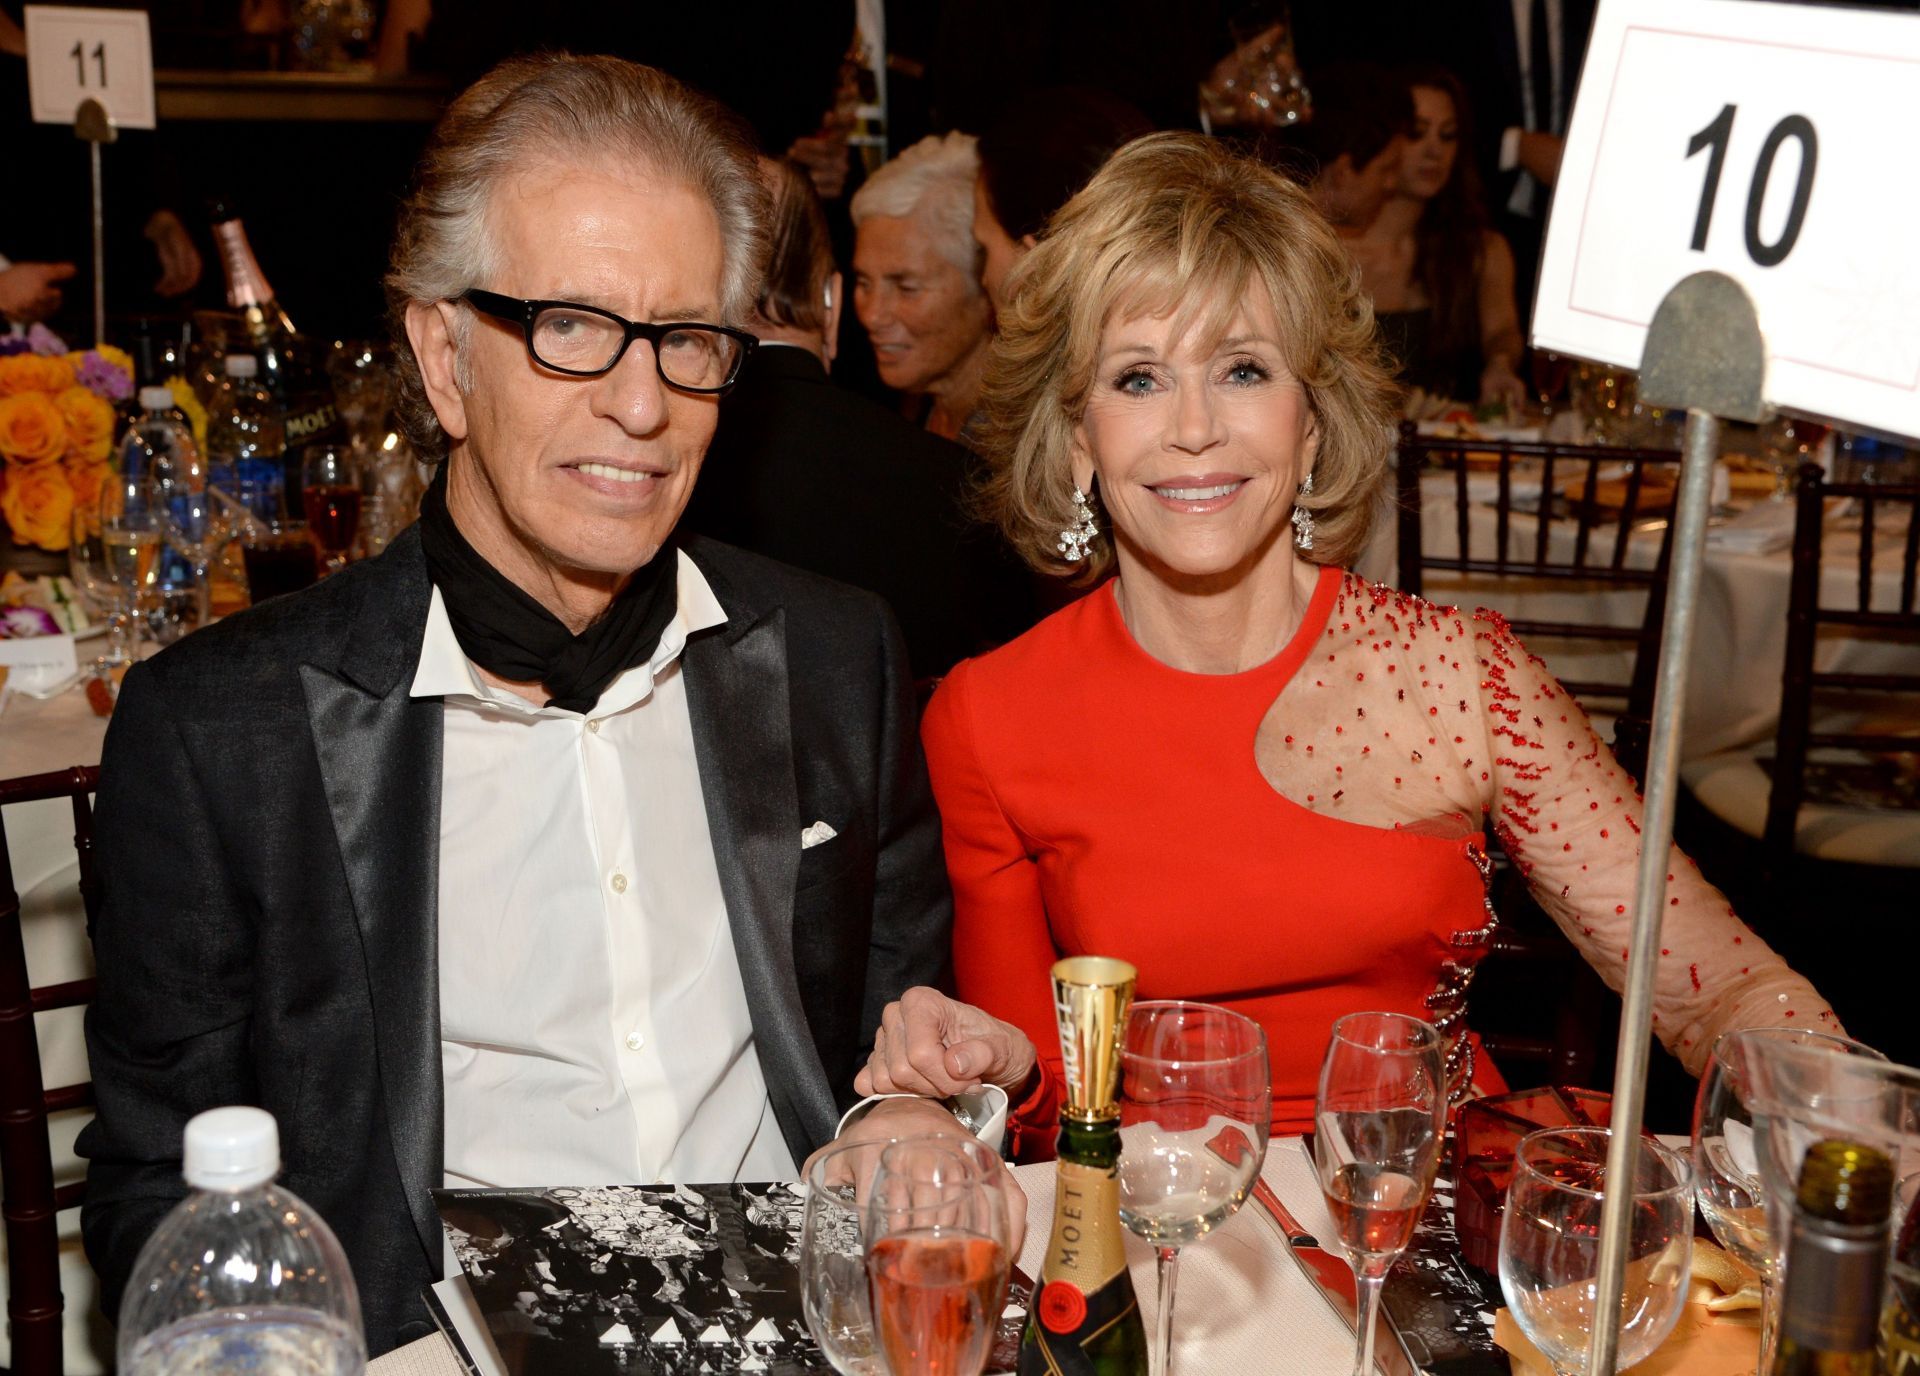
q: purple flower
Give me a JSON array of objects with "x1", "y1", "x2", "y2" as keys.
[
  {"x1": 0, "y1": 606, "x2": 62, "y2": 639},
  {"x1": 0, "y1": 336, "x2": 31, "y2": 357},
  {"x1": 76, "y1": 351, "x2": 134, "y2": 401},
  {"x1": 25, "y1": 323, "x2": 68, "y2": 357}
]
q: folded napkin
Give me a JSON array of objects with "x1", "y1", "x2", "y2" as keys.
[{"x1": 1708, "y1": 498, "x2": 1796, "y2": 554}]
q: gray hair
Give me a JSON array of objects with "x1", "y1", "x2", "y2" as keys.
[
  {"x1": 385, "y1": 53, "x2": 770, "y2": 464},
  {"x1": 850, "y1": 132, "x2": 981, "y2": 278}
]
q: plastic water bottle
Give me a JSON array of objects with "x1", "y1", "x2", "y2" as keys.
[
  {"x1": 123, "y1": 386, "x2": 201, "y2": 484},
  {"x1": 206, "y1": 354, "x2": 286, "y2": 503},
  {"x1": 117, "y1": 1107, "x2": 366, "y2": 1376}
]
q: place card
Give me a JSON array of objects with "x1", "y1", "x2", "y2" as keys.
[
  {"x1": 1534, "y1": 0, "x2": 1920, "y2": 442},
  {"x1": 0, "y1": 631, "x2": 79, "y2": 692}
]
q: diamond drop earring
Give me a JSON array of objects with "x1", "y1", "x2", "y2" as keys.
[
  {"x1": 1291, "y1": 471, "x2": 1316, "y2": 551},
  {"x1": 1057, "y1": 486, "x2": 1099, "y2": 562}
]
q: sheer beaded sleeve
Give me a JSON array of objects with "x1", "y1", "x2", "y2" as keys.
[
  {"x1": 921, "y1": 661, "x2": 1065, "y2": 1156},
  {"x1": 1467, "y1": 607, "x2": 1841, "y2": 1076}
]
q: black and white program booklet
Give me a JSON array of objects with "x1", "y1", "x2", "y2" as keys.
[{"x1": 432, "y1": 1183, "x2": 818, "y2": 1375}]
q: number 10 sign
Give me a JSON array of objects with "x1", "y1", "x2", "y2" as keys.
[{"x1": 1533, "y1": 0, "x2": 1920, "y2": 441}]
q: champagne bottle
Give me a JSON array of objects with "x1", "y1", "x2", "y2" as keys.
[
  {"x1": 1018, "y1": 956, "x2": 1149, "y2": 1376},
  {"x1": 208, "y1": 201, "x2": 344, "y2": 510},
  {"x1": 1768, "y1": 1138, "x2": 1892, "y2": 1376}
]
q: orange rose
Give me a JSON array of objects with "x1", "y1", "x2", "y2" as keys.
[
  {"x1": 64, "y1": 455, "x2": 110, "y2": 509},
  {"x1": 55, "y1": 386, "x2": 117, "y2": 464},
  {"x1": 0, "y1": 354, "x2": 77, "y2": 397},
  {"x1": 0, "y1": 392, "x2": 69, "y2": 466},
  {"x1": 1, "y1": 462, "x2": 76, "y2": 551}
]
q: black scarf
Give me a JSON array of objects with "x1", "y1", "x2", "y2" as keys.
[{"x1": 417, "y1": 464, "x2": 680, "y2": 714}]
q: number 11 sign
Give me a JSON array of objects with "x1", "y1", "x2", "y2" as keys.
[
  {"x1": 24, "y1": 5, "x2": 155, "y2": 131},
  {"x1": 1533, "y1": 0, "x2": 1920, "y2": 441}
]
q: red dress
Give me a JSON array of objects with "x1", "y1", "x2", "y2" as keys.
[{"x1": 922, "y1": 566, "x2": 1837, "y2": 1157}]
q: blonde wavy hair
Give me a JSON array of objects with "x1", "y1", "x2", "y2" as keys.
[{"x1": 977, "y1": 131, "x2": 1397, "y2": 580}]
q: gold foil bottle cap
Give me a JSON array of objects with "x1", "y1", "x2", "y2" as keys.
[{"x1": 1051, "y1": 956, "x2": 1136, "y2": 1121}]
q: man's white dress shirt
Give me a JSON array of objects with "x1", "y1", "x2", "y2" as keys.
[{"x1": 410, "y1": 551, "x2": 798, "y2": 1193}]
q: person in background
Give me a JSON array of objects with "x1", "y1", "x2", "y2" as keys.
[
  {"x1": 850, "y1": 132, "x2": 993, "y2": 442},
  {"x1": 687, "y1": 157, "x2": 1034, "y2": 678},
  {"x1": 971, "y1": 87, "x2": 1153, "y2": 319},
  {"x1": 844, "y1": 133, "x2": 1839, "y2": 1154},
  {"x1": 1257, "y1": 62, "x2": 1413, "y2": 236},
  {"x1": 80, "y1": 56, "x2": 1008, "y2": 1355},
  {"x1": 1349, "y1": 67, "x2": 1527, "y2": 408}
]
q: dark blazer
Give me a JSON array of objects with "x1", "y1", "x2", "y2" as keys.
[
  {"x1": 78, "y1": 526, "x2": 953, "y2": 1355},
  {"x1": 686, "y1": 345, "x2": 1034, "y2": 680}
]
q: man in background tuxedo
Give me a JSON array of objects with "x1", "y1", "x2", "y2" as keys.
[
  {"x1": 686, "y1": 157, "x2": 1032, "y2": 679},
  {"x1": 80, "y1": 54, "x2": 1031, "y2": 1356}
]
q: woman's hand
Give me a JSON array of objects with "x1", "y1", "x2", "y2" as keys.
[
  {"x1": 1479, "y1": 359, "x2": 1529, "y2": 411},
  {"x1": 0, "y1": 262, "x2": 76, "y2": 322},
  {"x1": 856, "y1": 986, "x2": 1038, "y2": 1099}
]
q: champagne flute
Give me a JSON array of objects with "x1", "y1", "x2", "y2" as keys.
[
  {"x1": 300, "y1": 443, "x2": 363, "y2": 574},
  {"x1": 1498, "y1": 1127, "x2": 1693, "y2": 1374},
  {"x1": 804, "y1": 1136, "x2": 897, "y2": 1376},
  {"x1": 1313, "y1": 1011, "x2": 1446, "y2": 1376},
  {"x1": 1692, "y1": 1027, "x2": 1884, "y2": 1372},
  {"x1": 864, "y1": 1137, "x2": 1011, "y2": 1376},
  {"x1": 69, "y1": 475, "x2": 163, "y2": 671},
  {"x1": 1116, "y1": 1001, "x2": 1270, "y2": 1376}
]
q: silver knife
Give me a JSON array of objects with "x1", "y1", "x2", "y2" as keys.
[{"x1": 1249, "y1": 1177, "x2": 1421, "y2": 1376}]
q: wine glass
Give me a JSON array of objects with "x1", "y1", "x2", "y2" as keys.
[
  {"x1": 1116, "y1": 1001, "x2": 1270, "y2": 1376},
  {"x1": 151, "y1": 444, "x2": 223, "y2": 629},
  {"x1": 1498, "y1": 1127, "x2": 1693, "y2": 1374},
  {"x1": 1312, "y1": 1011, "x2": 1446, "y2": 1376},
  {"x1": 804, "y1": 1136, "x2": 896, "y2": 1376},
  {"x1": 69, "y1": 475, "x2": 163, "y2": 671},
  {"x1": 300, "y1": 444, "x2": 363, "y2": 574},
  {"x1": 1692, "y1": 1027, "x2": 1884, "y2": 1370},
  {"x1": 1760, "y1": 416, "x2": 1829, "y2": 501},
  {"x1": 864, "y1": 1137, "x2": 1012, "y2": 1376}
]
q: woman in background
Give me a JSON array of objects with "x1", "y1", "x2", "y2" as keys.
[{"x1": 1350, "y1": 67, "x2": 1527, "y2": 407}]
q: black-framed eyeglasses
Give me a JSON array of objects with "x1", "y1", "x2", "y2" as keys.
[{"x1": 459, "y1": 288, "x2": 758, "y2": 393}]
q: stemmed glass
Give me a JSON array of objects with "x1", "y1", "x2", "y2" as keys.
[
  {"x1": 1498, "y1": 1127, "x2": 1693, "y2": 1374},
  {"x1": 1312, "y1": 1012, "x2": 1446, "y2": 1376},
  {"x1": 1115, "y1": 1001, "x2": 1270, "y2": 1376},
  {"x1": 300, "y1": 444, "x2": 362, "y2": 574},
  {"x1": 1692, "y1": 1027, "x2": 1884, "y2": 1371},
  {"x1": 863, "y1": 1137, "x2": 1013, "y2": 1376},
  {"x1": 803, "y1": 1137, "x2": 895, "y2": 1376},
  {"x1": 151, "y1": 443, "x2": 223, "y2": 629},
  {"x1": 1759, "y1": 416, "x2": 1830, "y2": 501},
  {"x1": 69, "y1": 474, "x2": 163, "y2": 671}
]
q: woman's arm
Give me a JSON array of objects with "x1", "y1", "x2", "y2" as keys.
[
  {"x1": 919, "y1": 663, "x2": 1065, "y2": 1157},
  {"x1": 1472, "y1": 612, "x2": 1841, "y2": 1077},
  {"x1": 1476, "y1": 231, "x2": 1528, "y2": 408}
]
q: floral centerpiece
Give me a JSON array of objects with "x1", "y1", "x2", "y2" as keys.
[{"x1": 0, "y1": 324, "x2": 134, "y2": 551}]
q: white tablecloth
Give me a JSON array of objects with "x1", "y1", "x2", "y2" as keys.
[
  {"x1": 1355, "y1": 477, "x2": 1920, "y2": 760},
  {"x1": 369, "y1": 1142, "x2": 1371, "y2": 1376}
]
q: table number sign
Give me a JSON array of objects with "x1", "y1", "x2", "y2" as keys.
[
  {"x1": 24, "y1": 5, "x2": 155, "y2": 130},
  {"x1": 1533, "y1": 0, "x2": 1920, "y2": 442}
]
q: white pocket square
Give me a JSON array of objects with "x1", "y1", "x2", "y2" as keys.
[{"x1": 800, "y1": 821, "x2": 839, "y2": 849}]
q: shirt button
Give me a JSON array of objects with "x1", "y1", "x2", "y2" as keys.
[
  {"x1": 625, "y1": 1031, "x2": 645, "y2": 1052},
  {"x1": 587, "y1": 719, "x2": 601, "y2": 734},
  {"x1": 610, "y1": 871, "x2": 628, "y2": 894}
]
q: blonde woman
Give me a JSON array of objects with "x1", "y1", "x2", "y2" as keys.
[{"x1": 853, "y1": 133, "x2": 1838, "y2": 1155}]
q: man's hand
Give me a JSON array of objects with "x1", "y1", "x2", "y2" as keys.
[
  {"x1": 1516, "y1": 130, "x2": 1565, "y2": 187},
  {"x1": 0, "y1": 262, "x2": 77, "y2": 323},
  {"x1": 787, "y1": 120, "x2": 852, "y2": 201},
  {"x1": 807, "y1": 1097, "x2": 1029, "y2": 1260},
  {"x1": 855, "y1": 987, "x2": 1037, "y2": 1100},
  {"x1": 143, "y1": 211, "x2": 203, "y2": 298}
]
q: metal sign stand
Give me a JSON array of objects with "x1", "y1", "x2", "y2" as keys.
[
  {"x1": 74, "y1": 96, "x2": 117, "y2": 346},
  {"x1": 1584, "y1": 270, "x2": 1767, "y2": 1376}
]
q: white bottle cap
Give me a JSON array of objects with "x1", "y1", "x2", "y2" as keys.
[
  {"x1": 183, "y1": 1106, "x2": 280, "y2": 1191},
  {"x1": 138, "y1": 386, "x2": 176, "y2": 411},
  {"x1": 224, "y1": 354, "x2": 259, "y2": 379}
]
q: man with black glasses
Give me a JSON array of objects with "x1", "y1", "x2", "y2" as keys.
[{"x1": 80, "y1": 54, "x2": 1029, "y2": 1357}]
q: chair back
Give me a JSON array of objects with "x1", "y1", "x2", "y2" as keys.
[
  {"x1": 0, "y1": 765, "x2": 101, "y2": 1376},
  {"x1": 1396, "y1": 420, "x2": 1684, "y2": 782},
  {"x1": 1763, "y1": 468, "x2": 1920, "y2": 856}
]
